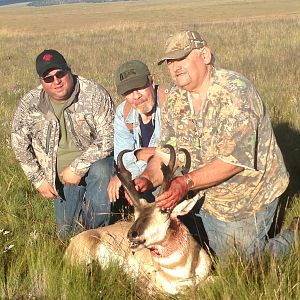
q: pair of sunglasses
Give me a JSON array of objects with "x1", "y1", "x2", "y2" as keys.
[{"x1": 42, "y1": 70, "x2": 68, "y2": 83}]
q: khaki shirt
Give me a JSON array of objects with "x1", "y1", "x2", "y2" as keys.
[{"x1": 159, "y1": 67, "x2": 289, "y2": 221}]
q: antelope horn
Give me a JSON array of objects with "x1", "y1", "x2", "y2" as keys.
[
  {"x1": 178, "y1": 147, "x2": 191, "y2": 175},
  {"x1": 158, "y1": 144, "x2": 176, "y2": 196},
  {"x1": 116, "y1": 150, "x2": 141, "y2": 208}
]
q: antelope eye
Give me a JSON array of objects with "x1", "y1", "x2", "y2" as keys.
[{"x1": 160, "y1": 208, "x2": 170, "y2": 214}]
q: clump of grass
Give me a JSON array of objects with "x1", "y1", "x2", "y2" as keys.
[{"x1": 0, "y1": 1, "x2": 300, "y2": 299}]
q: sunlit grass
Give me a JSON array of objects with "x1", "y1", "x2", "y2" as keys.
[{"x1": 0, "y1": 0, "x2": 300, "y2": 299}]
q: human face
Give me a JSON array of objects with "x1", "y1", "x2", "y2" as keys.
[
  {"x1": 123, "y1": 82, "x2": 155, "y2": 115},
  {"x1": 41, "y1": 68, "x2": 74, "y2": 102},
  {"x1": 167, "y1": 49, "x2": 208, "y2": 92}
]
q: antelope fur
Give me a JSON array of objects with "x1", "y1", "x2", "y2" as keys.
[{"x1": 64, "y1": 145, "x2": 211, "y2": 294}]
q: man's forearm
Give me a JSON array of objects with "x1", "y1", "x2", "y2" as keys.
[
  {"x1": 135, "y1": 147, "x2": 156, "y2": 162},
  {"x1": 139, "y1": 154, "x2": 243, "y2": 192},
  {"x1": 139, "y1": 155, "x2": 164, "y2": 187},
  {"x1": 187, "y1": 158, "x2": 244, "y2": 191}
]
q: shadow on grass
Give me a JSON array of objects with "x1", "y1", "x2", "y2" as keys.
[
  {"x1": 270, "y1": 122, "x2": 300, "y2": 235},
  {"x1": 181, "y1": 122, "x2": 300, "y2": 254}
]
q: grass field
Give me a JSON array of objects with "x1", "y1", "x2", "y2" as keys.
[{"x1": 0, "y1": 0, "x2": 300, "y2": 299}]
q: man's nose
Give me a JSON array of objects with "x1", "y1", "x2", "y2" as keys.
[
  {"x1": 173, "y1": 60, "x2": 182, "y2": 70},
  {"x1": 132, "y1": 90, "x2": 141, "y2": 99},
  {"x1": 169, "y1": 60, "x2": 181, "y2": 72},
  {"x1": 53, "y1": 75, "x2": 61, "y2": 84}
]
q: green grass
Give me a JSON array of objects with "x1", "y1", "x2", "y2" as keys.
[{"x1": 1, "y1": 0, "x2": 300, "y2": 299}]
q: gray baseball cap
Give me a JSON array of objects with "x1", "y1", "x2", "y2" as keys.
[{"x1": 115, "y1": 60, "x2": 150, "y2": 95}]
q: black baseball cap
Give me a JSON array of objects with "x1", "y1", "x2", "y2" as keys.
[
  {"x1": 36, "y1": 49, "x2": 69, "y2": 77},
  {"x1": 115, "y1": 60, "x2": 150, "y2": 95}
]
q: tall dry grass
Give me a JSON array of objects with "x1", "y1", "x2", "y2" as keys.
[{"x1": 0, "y1": 0, "x2": 300, "y2": 299}]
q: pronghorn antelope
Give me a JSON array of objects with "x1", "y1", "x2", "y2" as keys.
[{"x1": 64, "y1": 145, "x2": 211, "y2": 295}]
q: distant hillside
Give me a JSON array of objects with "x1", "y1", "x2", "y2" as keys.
[
  {"x1": 0, "y1": 0, "x2": 131, "y2": 6},
  {"x1": 0, "y1": 0, "x2": 27, "y2": 5}
]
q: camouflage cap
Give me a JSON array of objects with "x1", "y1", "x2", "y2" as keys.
[
  {"x1": 158, "y1": 30, "x2": 207, "y2": 65},
  {"x1": 115, "y1": 60, "x2": 151, "y2": 95}
]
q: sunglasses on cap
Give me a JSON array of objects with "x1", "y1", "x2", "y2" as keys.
[{"x1": 41, "y1": 70, "x2": 68, "y2": 83}]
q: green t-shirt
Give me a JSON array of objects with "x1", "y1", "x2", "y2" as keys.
[{"x1": 51, "y1": 98, "x2": 82, "y2": 178}]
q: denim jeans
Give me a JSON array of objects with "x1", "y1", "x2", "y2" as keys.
[
  {"x1": 54, "y1": 156, "x2": 114, "y2": 239},
  {"x1": 196, "y1": 198, "x2": 294, "y2": 261}
]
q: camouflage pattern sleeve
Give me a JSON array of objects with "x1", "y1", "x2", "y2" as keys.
[
  {"x1": 69, "y1": 85, "x2": 115, "y2": 177},
  {"x1": 11, "y1": 90, "x2": 46, "y2": 188}
]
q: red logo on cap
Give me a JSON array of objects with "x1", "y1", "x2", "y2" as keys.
[{"x1": 43, "y1": 54, "x2": 53, "y2": 61}]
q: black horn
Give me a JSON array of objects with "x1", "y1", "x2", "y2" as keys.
[
  {"x1": 158, "y1": 144, "x2": 177, "y2": 196},
  {"x1": 178, "y1": 147, "x2": 191, "y2": 175},
  {"x1": 116, "y1": 150, "x2": 142, "y2": 208}
]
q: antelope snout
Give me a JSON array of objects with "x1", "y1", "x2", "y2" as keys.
[
  {"x1": 127, "y1": 229, "x2": 138, "y2": 240},
  {"x1": 127, "y1": 229, "x2": 146, "y2": 250}
]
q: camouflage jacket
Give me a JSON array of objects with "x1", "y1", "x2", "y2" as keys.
[
  {"x1": 159, "y1": 67, "x2": 289, "y2": 221},
  {"x1": 11, "y1": 75, "x2": 114, "y2": 189}
]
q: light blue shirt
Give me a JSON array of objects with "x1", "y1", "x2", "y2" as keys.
[{"x1": 114, "y1": 87, "x2": 161, "y2": 179}]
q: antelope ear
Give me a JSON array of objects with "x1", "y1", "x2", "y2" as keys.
[
  {"x1": 170, "y1": 197, "x2": 199, "y2": 217},
  {"x1": 133, "y1": 209, "x2": 140, "y2": 220},
  {"x1": 134, "y1": 198, "x2": 149, "y2": 220}
]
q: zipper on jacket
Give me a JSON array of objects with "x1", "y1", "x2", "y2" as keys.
[
  {"x1": 45, "y1": 123, "x2": 52, "y2": 154},
  {"x1": 52, "y1": 121, "x2": 59, "y2": 188},
  {"x1": 65, "y1": 110, "x2": 83, "y2": 149}
]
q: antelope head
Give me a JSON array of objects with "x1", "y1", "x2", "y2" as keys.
[{"x1": 116, "y1": 145, "x2": 192, "y2": 254}]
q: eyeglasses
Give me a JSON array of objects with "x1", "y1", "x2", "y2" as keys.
[{"x1": 41, "y1": 70, "x2": 68, "y2": 83}]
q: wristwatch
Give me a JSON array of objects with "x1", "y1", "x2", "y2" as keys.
[{"x1": 183, "y1": 174, "x2": 194, "y2": 190}]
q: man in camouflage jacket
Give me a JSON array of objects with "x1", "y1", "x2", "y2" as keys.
[
  {"x1": 11, "y1": 49, "x2": 114, "y2": 239},
  {"x1": 134, "y1": 30, "x2": 295, "y2": 260}
]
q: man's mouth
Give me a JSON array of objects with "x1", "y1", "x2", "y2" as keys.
[
  {"x1": 134, "y1": 99, "x2": 146, "y2": 106},
  {"x1": 175, "y1": 71, "x2": 186, "y2": 77}
]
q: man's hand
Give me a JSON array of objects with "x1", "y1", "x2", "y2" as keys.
[
  {"x1": 122, "y1": 176, "x2": 154, "y2": 206},
  {"x1": 134, "y1": 176, "x2": 154, "y2": 193},
  {"x1": 37, "y1": 180, "x2": 58, "y2": 199},
  {"x1": 60, "y1": 166, "x2": 81, "y2": 185},
  {"x1": 107, "y1": 175, "x2": 122, "y2": 202},
  {"x1": 155, "y1": 176, "x2": 188, "y2": 211}
]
